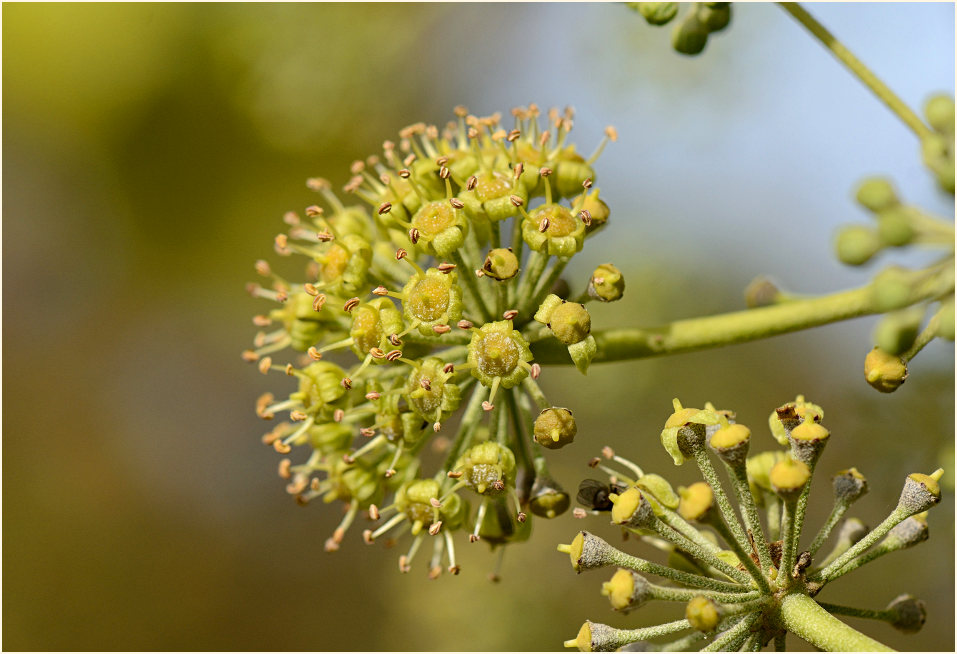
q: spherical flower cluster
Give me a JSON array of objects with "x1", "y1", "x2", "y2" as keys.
[
  {"x1": 559, "y1": 397, "x2": 943, "y2": 651},
  {"x1": 246, "y1": 105, "x2": 626, "y2": 577}
]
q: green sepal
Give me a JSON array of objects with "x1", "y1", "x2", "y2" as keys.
[{"x1": 568, "y1": 334, "x2": 597, "y2": 374}]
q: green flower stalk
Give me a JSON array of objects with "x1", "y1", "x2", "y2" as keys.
[
  {"x1": 246, "y1": 105, "x2": 623, "y2": 576},
  {"x1": 559, "y1": 397, "x2": 944, "y2": 651}
]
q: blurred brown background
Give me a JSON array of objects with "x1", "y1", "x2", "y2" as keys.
[{"x1": 3, "y1": 3, "x2": 953, "y2": 651}]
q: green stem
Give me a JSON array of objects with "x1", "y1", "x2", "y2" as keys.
[
  {"x1": 606, "y1": 548, "x2": 747, "y2": 593},
  {"x1": 901, "y1": 309, "x2": 941, "y2": 362},
  {"x1": 451, "y1": 251, "x2": 493, "y2": 323},
  {"x1": 808, "y1": 499, "x2": 850, "y2": 556},
  {"x1": 726, "y1": 461, "x2": 773, "y2": 574},
  {"x1": 815, "y1": 601, "x2": 895, "y2": 622},
  {"x1": 530, "y1": 265, "x2": 954, "y2": 364},
  {"x1": 810, "y1": 506, "x2": 908, "y2": 582},
  {"x1": 777, "y1": 3, "x2": 933, "y2": 140},
  {"x1": 777, "y1": 593, "x2": 894, "y2": 651},
  {"x1": 702, "y1": 612, "x2": 760, "y2": 652}
]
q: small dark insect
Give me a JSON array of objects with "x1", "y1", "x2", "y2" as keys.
[{"x1": 576, "y1": 479, "x2": 629, "y2": 511}]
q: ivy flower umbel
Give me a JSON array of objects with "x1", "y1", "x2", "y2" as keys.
[
  {"x1": 559, "y1": 397, "x2": 943, "y2": 651},
  {"x1": 245, "y1": 105, "x2": 626, "y2": 578}
]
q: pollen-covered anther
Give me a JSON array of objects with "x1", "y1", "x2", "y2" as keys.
[
  {"x1": 256, "y1": 393, "x2": 275, "y2": 418},
  {"x1": 370, "y1": 348, "x2": 385, "y2": 359},
  {"x1": 342, "y1": 453, "x2": 356, "y2": 465},
  {"x1": 258, "y1": 357, "x2": 272, "y2": 374},
  {"x1": 386, "y1": 350, "x2": 402, "y2": 361},
  {"x1": 305, "y1": 205, "x2": 322, "y2": 217},
  {"x1": 365, "y1": 391, "x2": 381, "y2": 401},
  {"x1": 398, "y1": 555, "x2": 411, "y2": 573},
  {"x1": 316, "y1": 231, "x2": 334, "y2": 242},
  {"x1": 252, "y1": 315, "x2": 271, "y2": 327},
  {"x1": 579, "y1": 210, "x2": 592, "y2": 226},
  {"x1": 372, "y1": 286, "x2": 389, "y2": 297},
  {"x1": 377, "y1": 202, "x2": 392, "y2": 215},
  {"x1": 510, "y1": 195, "x2": 524, "y2": 207},
  {"x1": 449, "y1": 564, "x2": 461, "y2": 575},
  {"x1": 324, "y1": 537, "x2": 340, "y2": 553},
  {"x1": 507, "y1": 129, "x2": 521, "y2": 142},
  {"x1": 482, "y1": 401, "x2": 495, "y2": 411},
  {"x1": 428, "y1": 522, "x2": 443, "y2": 536},
  {"x1": 466, "y1": 175, "x2": 478, "y2": 191},
  {"x1": 309, "y1": 478, "x2": 320, "y2": 491},
  {"x1": 303, "y1": 283, "x2": 319, "y2": 295},
  {"x1": 503, "y1": 309, "x2": 519, "y2": 320},
  {"x1": 312, "y1": 294, "x2": 326, "y2": 311},
  {"x1": 492, "y1": 480, "x2": 505, "y2": 491},
  {"x1": 433, "y1": 324, "x2": 451, "y2": 334},
  {"x1": 396, "y1": 248, "x2": 409, "y2": 260},
  {"x1": 430, "y1": 497, "x2": 443, "y2": 508},
  {"x1": 343, "y1": 297, "x2": 360, "y2": 312},
  {"x1": 538, "y1": 217, "x2": 550, "y2": 233},
  {"x1": 457, "y1": 321, "x2": 472, "y2": 330},
  {"x1": 408, "y1": 228, "x2": 420, "y2": 244},
  {"x1": 385, "y1": 469, "x2": 396, "y2": 479},
  {"x1": 289, "y1": 410, "x2": 308, "y2": 422},
  {"x1": 588, "y1": 457, "x2": 601, "y2": 468},
  {"x1": 517, "y1": 511, "x2": 527, "y2": 523},
  {"x1": 284, "y1": 364, "x2": 295, "y2": 376},
  {"x1": 273, "y1": 440, "x2": 291, "y2": 454},
  {"x1": 437, "y1": 262, "x2": 457, "y2": 273},
  {"x1": 602, "y1": 446, "x2": 615, "y2": 459},
  {"x1": 242, "y1": 350, "x2": 260, "y2": 363},
  {"x1": 254, "y1": 260, "x2": 271, "y2": 276},
  {"x1": 341, "y1": 378, "x2": 353, "y2": 390},
  {"x1": 583, "y1": 178, "x2": 593, "y2": 189}
]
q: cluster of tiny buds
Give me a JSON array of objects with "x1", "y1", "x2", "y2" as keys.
[
  {"x1": 245, "y1": 105, "x2": 628, "y2": 576},
  {"x1": 557, "y1": 396, "x2": 943, "y2": 651},
  {"x1": 627, "y1": 3, "x2": 733, "y2": 56}
]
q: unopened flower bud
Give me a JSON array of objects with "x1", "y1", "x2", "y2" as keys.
[
  {"x1": 937, "y1": 297, "x2": 955, "y2": 341},
  {"x1": 836, "y1": 225, "x2": 881, "y2": 266},
  {"x1": 871, "y1": 266, "x2": 914, "y2": 312},
  {"x1": 832, "y1": 468, "x2": 868, "y2": 505},
  {"x1": 855, "y1": 177, "x2": 899, "y2": 213},
  {"x1": 482, "y1": 247, "x2": 520, "y2": 281},
  {"x1": 635, "y1": 2, "x2": 679, "y2": 25},
  {"x1": 886, "y1": 594, "x2": 927, "y2": 633},
  {"x1": 534, "y1": 407, "x2": 577, "y2": 449},
  {"x1": 924, "y1": 94, "x2": 955, "y2": 136},
  {"x1": 898, "y1": 469, "x2": 943, "y2": 514},
  {"x1": 695, "y1": 2, "x2": 731, "y2": 32},
  {"x1": 864, "y1": 347, "x2": 908, "y2": 393},
  {"x1": 769, "y1": 458, "x2": 811, "y2": 499},
  {"x1": 602, "y1": 569, "x2": 653, "y2": 612},
  {"x1": 671, "y1": 13, "x2": 709, "y2": 55},
  {"x1": 685, "y1": 595, "x2": 720, "y2": 632},
  {"x1": 873, "y1": 305, "x2": 924, "y2": 356},
  {"x1": 588, "y1": 263, "x2": 625, "y2": 302},
  {"x1": 875, "y1": 207, "x2": 915, "y2": 247},
  {"x1": 744, "y1": 275, "x2": 782, "y2": 308}
]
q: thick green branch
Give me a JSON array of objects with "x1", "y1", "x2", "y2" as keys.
[
  {"x1": 530, "y1": 266, "x2": 954, "y2": 364},
  {"x1": 778, "y1": 593, "x2": 894, "y2": 651},
  {"x1": 778, "y1": 3, "x2": 933, "y2": 140}
]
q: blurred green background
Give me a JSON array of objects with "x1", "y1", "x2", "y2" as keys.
[{"x1": 3, "y1": 3, "x2": 953, "y2": 651}]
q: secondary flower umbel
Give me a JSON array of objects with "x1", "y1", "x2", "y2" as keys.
[{"x1": 559, "y1": 397, "x2": 942, "y2": 651}]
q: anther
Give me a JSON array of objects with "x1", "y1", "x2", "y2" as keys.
[
  {"x1": 341, "y1": 378, "x2": 353, "y2": 390},
  {"x1": 362, "y1": 529, "x2": 375, "y2": 544},
  {"x1": 433, "y1": 422, "x2": 441, "y2": 432},
  {"x1": 273, "y1": 441, "x2": 291, "y2": 454},
  {"x1": 310, "y1": 478, "x2": 320, "y2": 491},
  {"x1": 503, "y1": 309, "x2": 518, "y2": 320},
  {"x1": 242, "y1": 350, "x2": 260, "y2": 362},
  {"x1": 343, "y1": 297, "x2": 360, "y2": 312},
  {"x1": 433, "y1": 324, "x2": 451, "y2": 334},
  {"x1": 443, "y1": 363, "x2": 456, "y2": 374},
  {"x1": 456, "y1": 320, "x2": 473, "y2": 330},
  {"x1": 313, "y1": 294, "x2": 326, "y2": 311},
  {"x1": 482, "y1": 401, "x2": 495, "y2": 411},
  {"x1": 305, "y1": 205, "x2": 322, "y2": 217},
  {"x1": 573, "y1": 508, "x2": 587, "y2": 519},
  {"x1": 428, "y1": 522, "x2": 443, "y2": 536},
  {"x1": 605, "y1": 126, "x2": 618, "y2": 141},
  {"x1": 454, "y1": 105, "x2": 469, "y2": 117},
  {"x1": 307, "y1": 346, "x2": 322, "y2": 360},
  {"x1": 256, "y1": 393, "x2": 275, "y2": 418},
  {"x1": 492, "y1": 480, "x2": 505, "y2": 491},
  {"x1": 360, "y1": 427, "x2": 376, "y2": 437},
  {"x1": 350, "y1": 160, "x2": 365, "y2": 175},
  {"x1": 370, "y1": 348, "x2": 385, "y2": 359},
  {"x1": 510, "y1": 195, "x2": 524, "y2": 207},
  {"x1": 396, "y1": 248, "x2": 408, "y2": 260},
  {"x1": 449, "y1": 565, "x2": 461, "y2": 575},
  {"x1": 469, "y1": 534, "x2": 480, "y2": 543},
  {"x1": 517, "y1": 512, "x2": 527, "y2": 523},
  {"x1": 398, "y1": 168, "x2": 411, "y2": 178},
  {"x1": 398, "y1": 555, "x2": 410, "y2": 573},
  {"x1": 539, "y1": 166, "x2": 553, "y2": 177},
  {"x1": 252, "y1": 315, "x2": 271, "y2": 327},
  {"x1": 386, "y1": 350, "x2": 403, "y2": 361},
  {"x1": 588, "y1": 457, "x2": 601, "y2": 468},
  {"x1": 342, "y1": 453, "x2": 356, "y2": 465},
  {"x1": 531, "y1": 363, "x2": 541, "y2": 379},
  {"x1": 430, "y1": 497, "x2": 442, "y2": 508},
  {"x1": 466, "y1": 175, "x2": 478, "y2": 191},
  {"x1": 334, "y1": 409, "x2": 345, "y2": 422},
  {"x1": 290, "y1": 410, "x2": 308, "y2": 421},
  {"x1": 447, "y1": 470, "x2": 464, "y2": 479},
  {"x1": 255, "y1": 260, "x2": 271, "y2": 276},
  {"x1": 514, "y1": 163, "x2": 524, "y2": 178},
  {"x1": 583, "y1": 178, "x2": 593, "y2": 189},
  {"x1": 408, "y1": 228, "x2": 420, "y2": 244},
  {"x1": 275, "y1": 291, "x2": 288, "y2": 303},
  {"x1": 284, "y1": 363, "x2": 294, "y2": 376},
  {"x1": 258, "y1": 357, "x2": 272, "y2": 374},
  {"x1": 449, "y1": 198, "x2": 464, "y2": 209},
  {"x1": 283, "y1": 211, "x2": 301, "y2": 226},
  {"x1": 306, "y1": 177, "x2": 330, "y2": 191},
  {"x1": 316, "y1": 231, "x2": 334, "y2": 242},
  {"x1": 579, "y1": 209, "x2": 592, "y2": 226},
  {"x1": 388, "y1": 334, "x2": 402, "y2": 347},
  {"x1": 602, "y1": 446, "x2": 615, "y2": 459},
  {"x1": 304, "y1": 283, "x2": 319, "y2": 295},
  {"x1": 385, "y1": 469, "x2": 397, "y2": 479},
  {"x1": 278, "y1": 459, "x2": 292, "y2": 479},
  {"x1": 369, "y1": 505, "x2": 380, "y2": 521},
  {"x1": 343, "y1": 176, "x2": 363, "y2": 194},
  {"x1": 365, "y1": 391, "x2": 381, "y2": 401},
  {"x1": 538, "y1": 216, "x2": 550, "y2": 233},
  {"x1": 437, "y1": 262, "x2": 457, "y2": 273},
  {"x1": 420, "y1": 378, "x2": 432, "y2": 391},
  {"x1": 507, "y1": 129, "x2": 521, "y2": 142},
  {"x1": 372, "y1": 286, "x2": 389, "y2": 296},
  {"x1": 323, "y1": 538, "x2": 339, "y2": 553},
  {"x1": 378, "y1": 202, "x2": 392, "y2": 215}
]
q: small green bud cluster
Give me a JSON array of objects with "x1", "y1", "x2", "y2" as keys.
[
  {"x1": 627, "y1": 3, "x2": 733, "y2": 56},
  {"x1": 559, "y1": 396, "x2": 944, "y2": 651},
  {"x1": 921, "y1": 94, "x2": 955, "y2": 193},
  {"x1": 245, "y1": 105, "x2": 627, "y2": 577},
  {"x1": 831, "y1": 173, "x2": 954, "y2": 393}
]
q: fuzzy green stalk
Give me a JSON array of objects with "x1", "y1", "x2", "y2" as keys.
[
  {"x1": 808, "y1": 498, "x2": 852, "y2": 556},
  {"x1": 810, "y1": 506, "x2": 910, "y2": 582},
  {"x1": 655, "y1": 506, "x2": 722, "y2": 554},
  {"x1": 442, "y1": 382, "x2": 488, "y2": 473},
  {"x1": 604, "y1": 547, "x2": 748, "y2": 594},
  {"x1": 528, "y1": 256, "x2": 570, "y2": 317},
  {"x1": 705, "y1": 512, "x2": 772, "y2": 594},
  {"x1": 517, "y1": 250, "x2": 550, "y2": 315},
  {"x1": 505, "y1": 389, "x2": 534, "y2": 474},
  {"x1": 450, "y1": 250, "x2": 493, "y2": 323},
  {"x1": 778, "y1": 498, "x2": 798, "y2": 587},
  {"x1": 702, "y1": 612, "x2": 761, "y2": 652},
  {"x1": 778, "y1": 593, "x2": 894, "y2": 651},
  {"x1": 724, "y1": 461, "x2": 774, "y2": 573},
  {"x1": 777, "y1": 3, "x2": 933, "y2": 141},
  {"x1": 530, "y1": 265, "x2": 954, "y2": 364},
  {"x1": 647, "y1": 518, "x2": 754, "y2": 586},
  {"x1": 815, "y1": 602, "x2": 898, "y2": 623},
  {"x1": 692, "y1": 449, "x2": 757, "y2": 563},
  {"x1": 901, "y1": 310, "x2": 941, "y2": 363}
]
